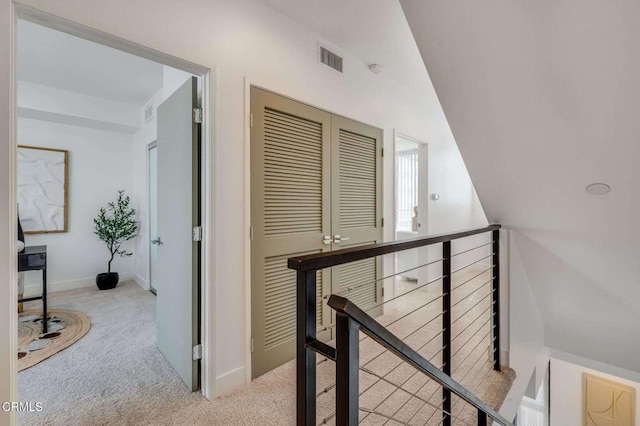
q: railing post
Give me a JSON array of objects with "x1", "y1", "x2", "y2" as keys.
[
  {"x1": 297, "y1": 269, "x2": 317, "y2": 426},
  {"x1": 442, "y1": 241, "x2": 452, "y2": 426},
  {"x1": 335, "y1": 311, "x2": 360, "y2": 425},
  {"x1": 478, "y1": 408, "x2": 488, "y2": 426},
  {"x1": 491, "y1": 229, "x2": 501, "y2": 372}
]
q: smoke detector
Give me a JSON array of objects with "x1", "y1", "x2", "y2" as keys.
[
  {"x1": 585, "y1": 183, "x2": 611, "y2": 195},
  {"x1": 369, "y1": 64, "x2": 383, "y2": 74}
]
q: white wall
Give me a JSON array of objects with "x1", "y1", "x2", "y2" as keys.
[
  {"x1": 19, "y1": 118, "x2": 135, "y2": 294},
  {"x1": 0, "y1": 0, "x2": 488, "y2": 405},
  {"x1": 400, "y1": 0, "x2": 640, "y2": 376},
  {"x1": 500, "y1": 229, "x2": 549, "y2": 421},
  {"x1": 18, "y1": 81, "x2": 141, "y2": 132},
  {"x1": 550, "y1": 357, "x2": 640, "y2": 426}
]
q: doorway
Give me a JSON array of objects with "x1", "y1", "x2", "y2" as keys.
[
  {"x1": 250, "y1": 87, "x2": 383, "y2": 378},
  {"x1": 394, "y1": 133, "x2": 429, "y2": 290},
  {"x1": 13, "y1": 14, "x2": 210, "y2": 424}
]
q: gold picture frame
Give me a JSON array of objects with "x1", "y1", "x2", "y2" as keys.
[
  {"x1": 17, "y1": 145, "x2": 69, "y2": 234},
  {"x1": 584, "y1": 373, "x2": 635, "y2": 426}
]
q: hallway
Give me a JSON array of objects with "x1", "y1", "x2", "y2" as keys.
[{"x1": 18, "y1": 268, "x2": 513, "y2": 425}]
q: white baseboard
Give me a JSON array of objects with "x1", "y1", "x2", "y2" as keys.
[
  {"x1": 501, "y1": 349, "x2": 510, "y2": 368},
  {"x1": 216, "y1": 366, "x2": 247, "y2": 396},
  {"x1": 133, "y1": 273, "x2": 149, "y2": 290},
  {"x1": 23, "y1": 272, "x2": 135, "y2": 297}
]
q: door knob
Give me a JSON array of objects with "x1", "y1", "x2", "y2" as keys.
[
  {"x1": 151, "y1": 237, "x2": 163, "y2": 245},
  {"x1": 333, "y1": 235, "x2": 350, "y2": 243}
]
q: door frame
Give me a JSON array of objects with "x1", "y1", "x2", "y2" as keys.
[
  {"x1": 147, "y1": 140, "x2": 157, "y2": 295},
  {"x1": 8, "y1": 4, "x2": 216, "y2": 406},
  {"x1": 392, "y1": 130, "x2": 429, "y2": 298},
  {"x1": 393, "y1": 130, "x2": 429, "y2": 239}
]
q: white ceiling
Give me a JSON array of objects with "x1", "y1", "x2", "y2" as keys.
[
  {"x1": 257, "y1": 0, "x2": 432, "y2": 95},
  {"x1": 401, "y1": 0, "x2": 640, "y2": 372},
  {"x1": 18, "y1": 19, "x2": 163, "y2": 106}
]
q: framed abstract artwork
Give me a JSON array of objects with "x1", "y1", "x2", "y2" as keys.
[
  {"x1": 584, "y1": 373, "x2": 635, "y2": 426},
  {"x1": 17, "y1": 145, "x2": 69, "y2": 234}
]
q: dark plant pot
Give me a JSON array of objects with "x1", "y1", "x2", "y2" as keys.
[{"x1": 96, "y1": 272, "x2": 119, "y2": 290}]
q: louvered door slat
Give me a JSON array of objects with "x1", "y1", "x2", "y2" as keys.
[
  {"x1": 262, "y1": 104, "x2": 324, "y2": 345},
  {"x1": 332, "y1": 116, "x2": 383, "y2": 321},
  {"x1": 251, "y1": 88, "x2": 331, "y2": 379},
  {"x1": 263, "y1": 253, "x2": 323, "y2": 350},
  {"x1": 266, "y1": 113, "x2": 325, "y2": 135},
  {"x1": 263, "y1": 108, "x2": 323, "y2": 238},
  {"x1": 338, "y1": 129, "x2": 377, "y2": 229}
]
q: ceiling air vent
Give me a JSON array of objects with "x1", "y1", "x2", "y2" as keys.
[
  {"x1": 144, "y1": 103, "x2": 154, "y2": 123},
  {"x1": 320, "y1": 46, "x2": 343, "y2": 73}
]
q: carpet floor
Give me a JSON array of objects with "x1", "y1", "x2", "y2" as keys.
[
  {"x1": 19, "y1": 281, "x2": 204, "y2": 426},
  {"x1": 19, "y1": 268, "x2": 513, "y2": 426}
]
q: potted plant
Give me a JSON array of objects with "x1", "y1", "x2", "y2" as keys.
[{"x1": 93, "y1": 190, "x2": 138, "y2": 290}]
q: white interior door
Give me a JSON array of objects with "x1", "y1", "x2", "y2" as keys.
[
  {"x1": 148, "y1": 143, "x2": 158, "y2": 294},
  {"x1": 156, "y1": 77, "x2": 200, "y2": 391}
]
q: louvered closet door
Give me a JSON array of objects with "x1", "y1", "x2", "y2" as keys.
[
  {"x1": 250, "y1": 88, "x2": 332, "y2": 379},
  {"x1": 331, "y1": 116, "x2": 383, "y2": 317}
]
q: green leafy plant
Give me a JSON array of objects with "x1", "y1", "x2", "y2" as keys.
[{"x1": 93, "y1": 190, "x2": 138, "y2": 273}]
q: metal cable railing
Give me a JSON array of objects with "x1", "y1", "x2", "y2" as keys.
[
  {"x1": 360, "y1": 308, "x2": 496, "y2": 423},
  {"x1": 313, "y1": 273, "x2": 444, "y2": 339},
  {"x1": 288, "y1": 225, "x2": 508, "y2": 426},
  {"x1": 359, "y1": 367, "x2": 474, "y2": 426},
  {"x1": 327, "y1": 294, "x2": 511, "y2": 426},
  {"x1": 333, "y1": 258, "x2": 444, "y2": 298},
  {"x1": 316, "y1": 259, "x2": 490, "y2": 361}
]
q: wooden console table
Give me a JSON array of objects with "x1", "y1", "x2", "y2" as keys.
[{"x1": 18, "y1": 245, "x2": 47, "y2": 333}]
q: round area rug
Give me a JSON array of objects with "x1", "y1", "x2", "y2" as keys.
[{"x1": 18, "y1": 309, "x2": 91, "y2": 371}]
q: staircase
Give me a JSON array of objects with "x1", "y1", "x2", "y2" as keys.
[{"x1": 289, "y1": 225, "x2": 515, "y2": 425}]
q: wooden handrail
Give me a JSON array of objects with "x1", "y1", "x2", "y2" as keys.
[{"x1": 288, "y1": 224, "x2": 501, "y2": 271}]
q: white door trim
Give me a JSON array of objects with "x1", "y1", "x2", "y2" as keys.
[
  {"x1": 3, "y1": 3, "x2": 19, "y2": 426},
  {"x1": 147, "y1": 141, "x2": 157, "y2": 294},
  {"x1": 393, "y1": 130, "x2": 429, "y2": 239},
  {"x1": 15, "y1": 4, "x2": 209, "y2": 76},
  {"x1": 243, "y1": 77, "x2": 252, "y2": 383},
  {"x1": 9, "y1": 4, "x2": 217, "y2": 405}
]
